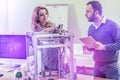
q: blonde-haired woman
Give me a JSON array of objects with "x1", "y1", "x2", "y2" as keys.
[
  {"x1": 31, "y1": 6, "x2": 62, "y2": 74},
  {"x1": 31, "y1": 6, "x2": 55, "y2": 32}
]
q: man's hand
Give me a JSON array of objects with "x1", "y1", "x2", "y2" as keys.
[{"x1": 94, "y1": 41, "x2": 106, "y2": 50}]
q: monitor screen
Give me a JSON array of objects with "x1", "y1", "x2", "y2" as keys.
[{"x1": 0, "y1": 35, "x2": 26, "y2": 59}]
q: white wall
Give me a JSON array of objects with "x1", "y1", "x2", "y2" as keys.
[
  {"x1": 7, "y1": 0, "x2": 37, "y2": 34},
  {"x1": 0, "y1": 0, "x2": 120, "y2": 43},
  {"x1": 0, "y1": 0, "x2": 8, "y2": 34}
]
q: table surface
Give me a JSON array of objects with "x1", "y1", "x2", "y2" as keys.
[{"x1": 0, "y1": 72, "x2": 113, "y2": 80}]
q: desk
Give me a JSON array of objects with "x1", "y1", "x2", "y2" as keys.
[
  {"x1": 39, "y1": 74, "x2": 113, "y2": 80},
  {"x1": 0, "y1": 73, "x2": 113, "y2": 80},
  {"x1": 0, "y1": 72, "x2": 13, "y2": 80},
  {"x1": 77, "y1": 74, "x2": 113, "y2": 80}
]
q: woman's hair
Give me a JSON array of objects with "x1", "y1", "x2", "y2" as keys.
[
  {"x1": 31, "y1": 6, "x2": 49, "y2": 24},
  {"x1": 31, "y1": 6, "x2": 56, "y2": 32}
]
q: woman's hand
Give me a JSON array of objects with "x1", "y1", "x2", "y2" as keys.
[
  {"x1": 42, "y1": 27, "x2": 56, "y2": 32},
  {"x1": 42, "y1": 21, "x2": 56, "y2": 32}
]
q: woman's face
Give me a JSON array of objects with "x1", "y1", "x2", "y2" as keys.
[{"x1": 38, "y1": 9, "x2": 48, "y2": 23}]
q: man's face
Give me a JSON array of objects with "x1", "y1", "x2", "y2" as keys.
[{"x1": 85, "y1": 4, "x2": 96, "y2": 22}]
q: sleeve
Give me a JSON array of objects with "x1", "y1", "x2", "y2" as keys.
[{"x1": 105, "y1": 23, "x2": 120, "y2": 51}]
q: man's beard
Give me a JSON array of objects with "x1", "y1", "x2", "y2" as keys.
[{"x1": 89, "y1": 12, "x2": 96, "y2": 22}]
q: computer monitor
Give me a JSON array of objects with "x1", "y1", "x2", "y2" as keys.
[{"x1": 0, "y1": 34, "x2": 26, "y2": 65}]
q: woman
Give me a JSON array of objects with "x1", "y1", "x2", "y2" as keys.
[
  {"x1": 31, "y1": 6, "x2": 61, "y2": 72},
  {"x1": 31, "y1": 6, "x2": 55, "y2": 32}
]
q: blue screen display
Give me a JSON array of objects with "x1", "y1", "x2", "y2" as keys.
[{"x1": 0, "y1": 35, "x2": 26, "y2": 59}]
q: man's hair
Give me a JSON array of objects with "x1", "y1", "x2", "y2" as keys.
[{"x1": 87, "y1": 1, "x2": 102, "y2": 15}]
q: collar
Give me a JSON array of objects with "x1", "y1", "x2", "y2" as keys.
[{"x1": 93, "y1": 16, "x2": 106, "y2": 29}]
